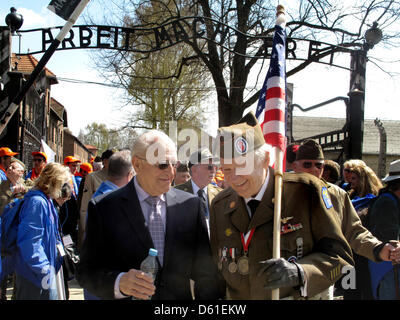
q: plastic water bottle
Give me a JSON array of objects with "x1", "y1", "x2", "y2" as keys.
[
  {"x1": 132, "y1": 248, "x2": 158, "y2": 300},
  {"x1": 140, "y1": 248, "x2": 158, "y2": 280}
]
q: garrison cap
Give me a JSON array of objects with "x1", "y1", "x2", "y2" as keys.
[
  {"x1": 214, "y1": 112, "x2": 265, "y2": 159},
  {"x1": 189, "y1": 147, "x2": 218, "y2": 167},
  {"x1": 296, "y1": 139, "x2": 324, "y2": 161}
]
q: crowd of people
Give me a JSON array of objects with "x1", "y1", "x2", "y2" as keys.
[{"x1": 0, "y1": 112, "x2": 399, "y2": 300}]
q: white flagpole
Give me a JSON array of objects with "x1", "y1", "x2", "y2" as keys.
[
  {"x1": 271, "y1": 4, "x2": 286, "y2": 301},
  {"x1": 0, "y1": 0, "x2": 91, "y2": 134}
]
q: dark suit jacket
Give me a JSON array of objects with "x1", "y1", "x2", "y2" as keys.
[{"x1": 76, "y1": 178, "x2": 222, "y2": 300}]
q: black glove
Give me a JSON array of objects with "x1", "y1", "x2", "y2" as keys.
[{"x1": 258, "y1": 258, "x2": 305, "y2": 290}]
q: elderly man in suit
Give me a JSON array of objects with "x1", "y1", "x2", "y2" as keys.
[
  {"x1": 175, "y1": 148, "x2": 222, "y2": 236},
  {"x1": 77, "y1": 130, "x2": 221, "y2": 300}
]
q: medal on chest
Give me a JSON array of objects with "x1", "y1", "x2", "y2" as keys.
[
  {"x1": 280, "y1": 216, "x2": 303, "y2": 234},
  {"x1": 228, "y1": 248, "x2": 238, "y2": 273},
  {"x1": 237, "y1": 229, "x2": 255, "y2": 275}
]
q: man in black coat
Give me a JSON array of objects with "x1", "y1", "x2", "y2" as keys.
[{"x1": 76, "y1": 130, "x2": 222, "y2": 300}]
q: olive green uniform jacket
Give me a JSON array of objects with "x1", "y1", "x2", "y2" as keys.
[
  {"x1": 209, "y1": 168, "x2": 354, "y2": 300},
  {"x1": 325, "y1": 182, "x2": 383, "y2": 261}
]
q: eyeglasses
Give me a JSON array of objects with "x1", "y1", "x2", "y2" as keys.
[
  {"x1": 137, "y1": 157, "x2": 178, "y2": 170},
  {"x1": 33, "y1": 158, "x2": 44, "y2": 163},
  {"x1": 344, "y1": 168, "x2": 351, "y2": 173},
  {"x1": 302, "y1": 161, "x2": 324, "y2": 169}
]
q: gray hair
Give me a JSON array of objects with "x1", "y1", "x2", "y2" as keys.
[
  {"x1": 108, "y1": 150, "x2": 134, "y2": 180},
  {"x1": 132, "y1": 130, "x2": 177, "y2": 162},
  {"x1": 254, "y1": 144, "x2": 271, "y2": 166}
]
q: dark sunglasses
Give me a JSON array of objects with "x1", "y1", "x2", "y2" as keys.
[
  {"x1": 33, "y1": 158, "x2": 44, "y2": 163},
  {"x1": 137, "y1": 157, "x2": 178, "y2": 170},
  {"x1": 302, "y1": 161, "x2": 324, "y2": 169}
]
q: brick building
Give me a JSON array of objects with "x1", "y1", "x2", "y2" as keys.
[{"x1": 63, "y1": 130, "x2": 91, "y2": 163}]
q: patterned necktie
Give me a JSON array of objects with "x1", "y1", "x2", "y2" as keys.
[
  {"x1": 197, "y1": 189, "x2": 208, "y2": 218},
  {"x1": 247, "y1": 199, "x2": 260, "y2": 218},
  {"x1": 145, "y1": 196, "x2": 165, "y2": 266}
]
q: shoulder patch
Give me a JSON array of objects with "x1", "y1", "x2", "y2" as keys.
[{"x1": 321, "y1": 187, "x2": 333, "y2": 209}]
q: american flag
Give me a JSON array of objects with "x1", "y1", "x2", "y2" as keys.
[{"x1": 255, "y1": 23, "x2": 287, "y2": 152}]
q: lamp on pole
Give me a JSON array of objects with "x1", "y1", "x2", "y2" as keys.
[
  {"x1": 5, "y1": 7, "x2": 24, "y2": 35},
  {"x1": 347, "y1": 22, "x2": 382, "y2": 160}
]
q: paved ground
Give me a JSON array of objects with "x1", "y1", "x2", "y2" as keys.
[
  {"x1": 67, "y1": 279, "x2": 84, "y2": 300},
  {"x1": 5, "y1": 277, "x2": 343, "y2": 300}
]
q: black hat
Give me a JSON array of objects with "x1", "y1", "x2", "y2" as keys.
[{"x1": 296, "y1": 139, "x2": 324, "y2": 161}]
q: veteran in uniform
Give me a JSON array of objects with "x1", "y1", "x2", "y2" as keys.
[
  {"x1": 209, "y1": 112, "x2": 354, "y2": 300},
  {"x1": 292, "y1": 139, "x2": 400, "y2": 299},
  {"x1": 293, "y1": 140, "x2": 398, "y2": 262}
]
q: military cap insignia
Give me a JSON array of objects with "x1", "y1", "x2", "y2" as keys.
[
  {"x1": 321, "y1": 187, "x2": 333, "y2": 209},
  {"x1": 225, "y1": 228, "x2": 233, "y2": 237},
  {"x1": 234, "y1": 137, "x2": 248, "y2": 154}
]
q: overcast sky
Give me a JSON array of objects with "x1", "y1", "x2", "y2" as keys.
[{"x1": 1, "y1": 1, "x2": 400, "y2": 139}]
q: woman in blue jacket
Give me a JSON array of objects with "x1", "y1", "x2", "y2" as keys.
[{"x1": 15, "y1": 162, "x2": 71, "y2": 300}]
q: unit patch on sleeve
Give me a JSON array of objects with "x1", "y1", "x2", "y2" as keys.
[{"x1": 321, "y1": 187, "x2": 333, "y2": 209}]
